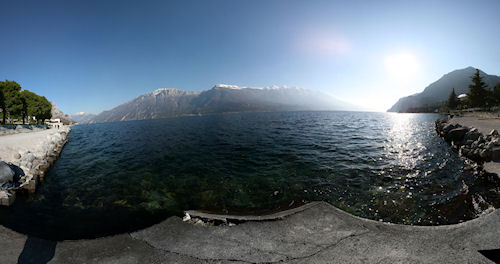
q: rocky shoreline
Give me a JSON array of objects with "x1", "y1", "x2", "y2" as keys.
[
  {"x1": 435, "y1": 118, "x2": 500, "y2": 163},
  {"x1": 435, "y1": 119, "x2": 500, "y2": 163},
  {"x1": 0, "y1": 127, "x2": 70, "y2": 206}
]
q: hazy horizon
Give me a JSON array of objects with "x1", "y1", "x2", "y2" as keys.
[{"x1": 1, "y1": 0, "x2": 500, "y2": 114}]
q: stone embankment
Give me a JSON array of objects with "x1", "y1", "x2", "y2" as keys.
[
  {"x1": 0, "y1": 127, "x2": 70, "y2": 206},
  {"x1": 435, "y1": 118, "x2": 500, "y2": 163}
]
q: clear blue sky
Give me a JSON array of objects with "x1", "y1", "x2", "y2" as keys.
[{"x1": 1, "y1": 0, "x2": 500, "y2": 114}]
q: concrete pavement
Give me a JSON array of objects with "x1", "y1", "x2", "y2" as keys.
[{"x1": 1, "y1": 201, "x2": 499, "y2": 263}]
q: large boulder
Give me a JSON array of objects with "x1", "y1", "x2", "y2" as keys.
[
  {"x1": 441, "y1": 123, "x2": 457, "y2": 133},
  {"x1": 489, "y1": 129, "x2": 499, "y2": 136},
  {"x1": 445, "y1": 127, "x2": 468, "y2": 143},
  {"x1": 0, "y1": 161, "x2": 15, "y2": 184},
  {"x1": 490, "y1": 147, "x2": 500, "y2": 161},
  {"x1": 465, "y1": 129, "x2": 481, "y2": 141}
]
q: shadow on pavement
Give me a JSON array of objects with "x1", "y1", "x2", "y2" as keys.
[
  {"x1": 18, "y1": 236, "x2": 57, "y2": 264},
  {"x1": 478, "y1": 249, "x2": 500, "y2": 263}
]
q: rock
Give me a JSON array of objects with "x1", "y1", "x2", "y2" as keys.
[
  {"x1": 489, "y1": 129, "x2": 499, "y2": 136},
  {"x1": 13, "y1": 153, "x2": 21, "y2": 159},
  {"x1": 486, "y1": 142, "x2": 495, "y2": 150},
  {"x1": 38, "y1": 161, "x2": 50, "y2": 172},
  {"x1": 0, "y1": 191, "x2": 16, "y2": 206},
  {"x1": 461, "y1": 147, "x2": 470, "y2": 157},
  {"x1": 24, "y1": 152, "x2": 35, "y2": 163},
  {"x1": 479, "y1": 149, "x2": 489, "y2": 159},
  {"x1": 442, "y1": 123, "x2": 457, "y2": 134},
  {"x1": 490, "y1": 147, "x2": 500, "y2": 161},
  {"x1": 465, "y1": 130, "x2": 481, "y2": 141},
  {"x1": 31, "y1": 160, "x2": 40, "y2": 170},
  {"x1": 0, "y1": 161, "x2": 15, "y2": 184},
  {"x1": 23, "y1": 177, "x2": 38, "y2": 193},
  {"x1": 445, "y1": 127, "x2": 468, "y2": 143},
  {"x1": 183, "y1": 213, "x2": 191, "y2": 222}
]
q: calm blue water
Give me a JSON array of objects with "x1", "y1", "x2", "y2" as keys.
[{"x1": 1, "y1": 111, "x2": 499, "y2": 240}]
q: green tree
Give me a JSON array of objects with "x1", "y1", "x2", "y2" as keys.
[
  {"x1": 0, "y1": 80, "x2": 22, "y2": 124},
  {"x1": 447, "y1": 88, "x2": 459, "y2": 110},
  {"x1": 37, "y1": 96, "x2": 52, "y2": 124},
  {"x1": 20, "y1": 90, "x2": 39, "y2": 124},
  {"x1": 467, "y1": 69, "x2": 489, "y2": 108},
  {"x1": 493, "y1": 82, "x2": 500, "y2": 105},
  {"x1": 20, "y1": 95, "x2": 27, "y2": 124}
]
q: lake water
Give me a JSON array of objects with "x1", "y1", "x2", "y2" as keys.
[{"x1": 1, "y1": 111, "x2": 499, "y2": 240}]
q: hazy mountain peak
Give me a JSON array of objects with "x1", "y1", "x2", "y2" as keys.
[
  {"x1": 213, "y1": 84, "x2": 304, "y2": 91},
  {"x1": 71, "y1": 111, "x2": 97, "y2": 123}
]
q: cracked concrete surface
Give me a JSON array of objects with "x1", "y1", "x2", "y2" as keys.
[{"x1": 2, "y1": 202, "x2": 499, "y2": 263}]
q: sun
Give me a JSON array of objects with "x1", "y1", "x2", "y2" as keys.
[{"x1": 384, "y1": 53, "x2": 419, "y2": 81}]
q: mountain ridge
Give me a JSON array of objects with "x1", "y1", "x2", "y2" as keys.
[
  {"x1": 87, "y1": 85, "x2": 356, "y2": 123},
  {"x1": 388, "y1": 67, "x2": 500, "y2": 112}
]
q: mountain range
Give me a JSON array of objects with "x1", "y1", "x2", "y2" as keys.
[
  {"x1": 84, "y1": 85, "x2": 357, "y2": 123},
  {"x1": 388, "y1": 67, "x2": 500, "y2": 112},
  {"x1": 71, "y1": 112, "x2": 97, "y2": 123}
]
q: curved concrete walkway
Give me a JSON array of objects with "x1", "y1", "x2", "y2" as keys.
[{"x1": 2, "y1": 201, "x2": 499, "y2": 263}]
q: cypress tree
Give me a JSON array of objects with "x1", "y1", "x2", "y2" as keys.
[
  {"x1": 493, "y1": 82, "x2": 500, "y2": 105},
  {"x1": 467, "y1": 69, "x2": 489, "y2": 107},
  {"x1": 447, "y1": 88, "x2": 458, "y2": 110}
]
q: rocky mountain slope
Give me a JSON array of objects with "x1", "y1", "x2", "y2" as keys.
[
  {"x1": 51, "y1": 102, "x2": 74, "y2": 124},
  {"x1": 388, "y1": 67, "x2": 500, "y2": 112},
  {"x1": 89, "y1": 85, "x2": 355, "y2": 123},
  {"x1": 92, "y1": 88, "x2": 200, "y2": 123}
]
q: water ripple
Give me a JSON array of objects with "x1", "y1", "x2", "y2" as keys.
[{"x1": 1, "y1": 111, "x2": 499, "y2": 240}]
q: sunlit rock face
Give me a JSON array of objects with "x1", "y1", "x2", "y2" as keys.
[
  {"x1": 388, "y1": 67, "x2": 500, "y2": 113},
  {"x1": 51, "y1": 102, "x2": 74, "y2": 124}
]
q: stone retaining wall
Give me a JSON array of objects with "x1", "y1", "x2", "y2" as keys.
[{"x1": 0, "y1": 127, "x2": 70, "y2": 206}]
